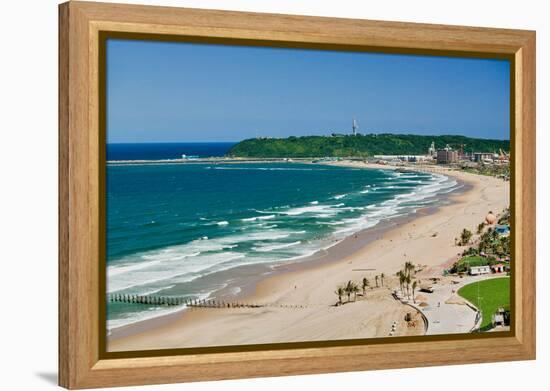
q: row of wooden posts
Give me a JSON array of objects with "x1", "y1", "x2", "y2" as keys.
[
  {"x1": 108, "y1": 294, "x2": 307, "y2": 309},
  {"x1": 109, "y1": 294, "x2": 188, "y2": 306}
]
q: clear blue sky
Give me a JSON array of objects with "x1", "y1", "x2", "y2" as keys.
[{"x1": 106, "y1": 39, "x2": 510, "y2": 143}]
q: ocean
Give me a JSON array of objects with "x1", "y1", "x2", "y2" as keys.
[
  {"x1": 106, "y1": 143, "x2": 460, "y2": 330},
  {"x1": 107, "y1": 142, "x2": 237, "y2": 161}
]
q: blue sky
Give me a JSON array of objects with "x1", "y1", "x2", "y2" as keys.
[{"x1": 106, "y1": 39, "x2": 510, "y2": 143}]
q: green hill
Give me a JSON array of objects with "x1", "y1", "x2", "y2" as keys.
[{"x1": 227, "y1": 134, "x2": 509, "y2": 158}]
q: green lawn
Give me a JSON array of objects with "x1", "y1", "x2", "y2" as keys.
[
  {"x1": 454, "y1": 255, "x2": 490, "y2": 273},
  {"x1": 458, "y1": 277, "x2": 510, "y2": 330}
]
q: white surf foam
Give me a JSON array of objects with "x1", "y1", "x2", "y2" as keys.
[
  {"x1": 107, "y1": 251, "x2": 246, "y2": 293},
  {"x1": 252, "y1": 241, "x2": 302, "y2": 252},
  {"x1": 281, "y1": 203, "x2": 346, "y2": 217},
  {"x1": 241, "y1": 215, "x2": 276, "y2": 222},
  {"x1": 327, "y1": 171, "x2": 458, "y2": 238}
]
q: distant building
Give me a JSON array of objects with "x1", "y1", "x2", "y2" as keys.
[
  {"x1": 428, "y1": 141, "x2": 436, "y2": 157},
  {"x1": 492, "y1": 307, "x2": 510, "y2": 327},
  {"x1": 469, "y1": 265, "x2": 491, "y2": 275},
  {"x1": 436, "y1": 149, "x2": 459, "y2": 164},
  {"x1": 373, "y1": 155, "x2": 431, "y2": 163},
  {"x1": 352, "y1": 118, "x2": 358, "y2": 136},
  {"x1": 495, "y1": 224, "x2": 510, "y2": 237},
  {"x1": 491, "y1": 264, "x2": 507, "y2": 273},
  {"x1": 473, "y1": 152, "x2": 494, "y2": 163}
]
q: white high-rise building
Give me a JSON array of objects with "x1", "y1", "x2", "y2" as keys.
[{"x1": 428, "y1": 141, "x2": 436, "y2": 156}]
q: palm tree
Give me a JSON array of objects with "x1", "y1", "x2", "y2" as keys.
[
  {"x1": 460, "y1": 228, "x2": 473, "y2": 245},
  {"x1": 398, "y1": 271, "x2": 406, "y2": 295},
  {"x1": 335, "y1": 286, "x2": 345, "y2": 305},
  {"x1": 362, "y1": 277, "x2": 369, "y2": 296},
  {"x1": 405, "y1": 274, "x2": 412, "y2": 299},
  {"x1": 405, "y1": 261, "x2": 415, "y2": 278},
  {"x1": 412, "y1": 280, "x2": 418, "y2": 303},
  {"x1": 345, "y1": 280, "x2": 354, "y2": 302},
  {"x1": 351, "y1": 283, "x2": 360, "y2": 301},
  {"x1": 375, "y1": 275, "x2": 379, "y2": 287},
  {"x1": 477, "y1": 222, "x2": 485, "y2": 234},
  {"x1": 380, "y1": 273, "x2": 385, "y2": 286}
]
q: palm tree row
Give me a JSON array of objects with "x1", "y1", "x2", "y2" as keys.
[
  {"x1": 396, "y1": 261, "x2": 417, "y2": 301},
  {"x1": 335, "y1": 280, "x2": 359, "y2": 305},
  {"x1": 372, "y1": 273, "x2": 385, "y2": 287},
  {"x1": 335, "y1": 273, "x2": 385, "y2": 305}
]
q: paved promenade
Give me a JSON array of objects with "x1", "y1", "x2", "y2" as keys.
[{"x1": 405, "y1": 275, "x2": 498, "y2": 335}]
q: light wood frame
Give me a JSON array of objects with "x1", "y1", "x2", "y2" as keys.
[{"x1": 59, "y1": 1, "x2": 536, "y2": 389}]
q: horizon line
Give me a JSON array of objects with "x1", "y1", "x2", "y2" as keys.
[{"x1": 107, "y1": 133, "x2": 511, "y2": 144}]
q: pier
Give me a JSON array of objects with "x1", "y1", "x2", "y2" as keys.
[{"x1": 108, "y1": 293, "x2": 307, "y2": 309}]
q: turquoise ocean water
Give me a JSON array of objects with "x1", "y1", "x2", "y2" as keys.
[{"x1": 106, "y1": 146, "x2": 460, "y2": 331}]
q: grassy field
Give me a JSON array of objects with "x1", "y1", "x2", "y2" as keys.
[
  {"x1": 458, "y1": 277, "x2": 510, "y2": 330},
  {"x1": 453, "y1": 255, "x2": 490, "y2": 273},
  {"x1": 460, "y1": 255, "x2": 488, "y2": 267}
]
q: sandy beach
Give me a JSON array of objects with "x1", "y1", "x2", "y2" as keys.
[{"x1": 108, "y1": 163, "x2": 509, "y2": 352}]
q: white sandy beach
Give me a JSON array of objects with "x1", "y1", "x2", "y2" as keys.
[{"x1": 108, "y1": 163, "x2": 509, "y2": 352}]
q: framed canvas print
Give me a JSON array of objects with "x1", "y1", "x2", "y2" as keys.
[{"x1": 59, "y1": 1, "x2": 536, "y2": 389}]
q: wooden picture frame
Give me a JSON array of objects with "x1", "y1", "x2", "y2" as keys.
[{"x1": 59, "y1": 1, "x2": 536, "y2": 389}]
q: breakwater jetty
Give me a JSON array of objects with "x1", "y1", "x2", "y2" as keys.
[{"x1": 108, "y1": 293, "x2": 307, "y2": 309}]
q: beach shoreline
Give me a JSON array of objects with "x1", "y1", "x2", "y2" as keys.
[
  {"x1": 107, "y1": 202, "x2": 450, "y2": 341},
  {"x1": 108, "y1": 163, "x2": 509, "y2": 352},
  {"x1": 107, "y1": 162, "x2": 457, "y2": 340}
]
